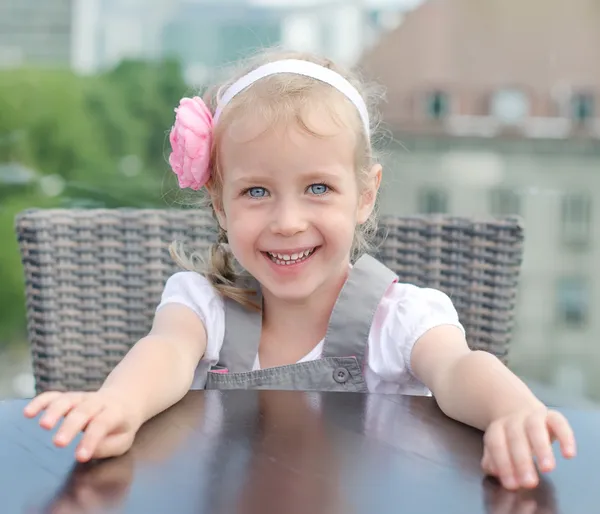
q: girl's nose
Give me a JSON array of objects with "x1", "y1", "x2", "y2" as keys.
[{"x1": 270, "y1": 202, "x2": 309, "y2": 237}]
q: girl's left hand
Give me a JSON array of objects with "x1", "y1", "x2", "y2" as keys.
[{"x1": 481, "y1": 406, "x2": 576, "y2": 490}]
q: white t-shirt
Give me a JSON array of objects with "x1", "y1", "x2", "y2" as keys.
[{"x1": 157, "y1": 272, "x2": 465, "y2": 396}]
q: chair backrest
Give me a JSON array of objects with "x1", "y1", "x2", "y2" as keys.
[
  {"x1": 15, "y1": 209, "x2": 524, "y2": 393},
  {"x1": 375, "y1": 214, "x2": 524, "y2": 364}
]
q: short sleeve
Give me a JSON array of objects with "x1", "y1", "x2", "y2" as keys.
[
  {"x1": 367, "y1": 283, "x2": 465, "y2": 384},
  {"x1": 156, "y1": 272, "x2": 225, "y2": 367}
]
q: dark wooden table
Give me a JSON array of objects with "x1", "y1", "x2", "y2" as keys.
[{"x1": 1, "y1": 390, "x2": 598, "y2": 513}]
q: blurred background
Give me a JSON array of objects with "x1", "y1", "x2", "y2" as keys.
[{"x1": 0, "y1": 0, "x2": 599, "y2": 405}]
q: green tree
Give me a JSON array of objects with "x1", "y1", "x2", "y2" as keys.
[{"x1": 0, "y1": 59, "x2": 190, "y2": 345}]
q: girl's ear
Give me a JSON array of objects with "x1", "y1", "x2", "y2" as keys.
[
  {"x1": 205, "y1": 181, "x2": 227, "y2": 231},
  {"x1": 357, "y1": 163, "x2": 382, "y2": 224}
]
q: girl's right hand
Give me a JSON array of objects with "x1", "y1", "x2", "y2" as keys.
[{"x1": 23, "y1": 389, "x2": 142, "y2": 462}]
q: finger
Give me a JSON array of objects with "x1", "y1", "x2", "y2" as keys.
[
  {"x1": 76, "y1": 410, "x2": 117, "y2": 462},
  {"x1": 547, "y1": 411, "x2": 577, "y2": 459},
  {"x1": 506, "y1": 420, "x2": 538, "y2": 488},
  {"x1": 53, "y1": 400, "x2": 105, "y2": 448},
  {"x1": 93, "y1": 431, "x2": 135, "y2": 460},
  {"x1": 485, "y1": 424, "x2": 519, "y2": 490},
  {"x1": 23, "y1": 392, "x2": 63, "y2": 418},
  {"x1": 481, "y1": 447, "x2": 497, "y2": 476},
  {"x1": 39, "y1": 394, "x2": 83, "y2": 430},
  {"x1": 525, "y1": 414, "x2": 554, "y2": 473}
]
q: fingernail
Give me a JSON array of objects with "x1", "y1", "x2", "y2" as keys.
[
  {"x1": 504, "y1": 476, "x2": 517, "y2": 489},
  {"x1": 523, "y1": 472, "x2": 537, "y2": 485},
  {"x1": 541, "y1": 457, "x2": 554, "y2": 470},
  {"x1": 78, "y1": 449, "x2": 89, "y2": 460}
]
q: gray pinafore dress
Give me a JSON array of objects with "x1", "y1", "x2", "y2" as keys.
[{"x1": 201, "y1": 254, "x2": 397, "y2": 392}]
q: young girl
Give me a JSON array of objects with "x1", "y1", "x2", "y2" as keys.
[{"x1": 24, "y1": 50, "x2": 576, "y2": 491}]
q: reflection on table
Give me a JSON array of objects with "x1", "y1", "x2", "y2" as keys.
[{"x1": 1, "y1": 390, "x2": 598, "y2": 514}]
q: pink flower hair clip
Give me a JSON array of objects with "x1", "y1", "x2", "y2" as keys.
[{"x1": 168, "y1": 96, "x2": 214, "y2": 190}]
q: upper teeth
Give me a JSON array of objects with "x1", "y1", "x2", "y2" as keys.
[{"x1": 268, "y1": 248, "x2": 314, "y2": 260}]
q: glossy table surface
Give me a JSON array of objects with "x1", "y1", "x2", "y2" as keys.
[{"x1": 1, "y1": 390, "x2": 599, "y2": 513}]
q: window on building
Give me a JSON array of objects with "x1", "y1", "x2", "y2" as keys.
[
  {"x1": 489, "y1": 188, "x2": 521, "y2": 216},
  {"x1": 556, "y1": 277, "x2": 589, "y2": 327},
  {"x1": 561, "y1": 193, "x2": 592, "y2": 247},
  {"x1": 426, "y1": 90, "x2": 450, "y2": 119},
  {"x1": 571, "y1": 92, "x2": 595, "y2": 124},
  {"x1": 491, "y1": 88, "x2": 530, "y2": 124},
  {"x1": 419, "y1": 188, "x2": 448, "y2": 213}
]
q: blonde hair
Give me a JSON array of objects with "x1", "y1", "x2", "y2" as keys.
[{"x1": 169, "y1": 49, "x2": 385, "y2": 310}]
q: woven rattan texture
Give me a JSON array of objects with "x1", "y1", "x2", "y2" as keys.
[
  {"x1": 375, "y1": 214, "x2": 524, "y2": 365},
  {"x1": 15, "y1": 209, "x2": 523, "y2": 392}
]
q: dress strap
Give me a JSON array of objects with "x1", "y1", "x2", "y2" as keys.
[
  {"x1": 321, "y1": 254, "x2": 397, "y2": 364},
  {"x1": 219, "y1": 275, "x2": 263, "y2": 372}
]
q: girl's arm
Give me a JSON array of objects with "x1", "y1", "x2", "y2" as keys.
[
  {"x1": 100, "y1": 303, "x2": 208, "y2": 426},
  {"x1": 410, "y1": 325, "x2": 576, "y2": 490},
  {"x1": 410, "y1": 326, "x2": 542, "y2": 430}
]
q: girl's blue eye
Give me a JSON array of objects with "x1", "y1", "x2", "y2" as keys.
[
  {"x1": 309, "y1": 183, "x2": 329, "y2": 195},
  {"x1": 247, "y1": 187, "x2": 267, "y2": 198}
]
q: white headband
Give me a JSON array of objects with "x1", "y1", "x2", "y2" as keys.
[{"x1": 213, "y1": 59, "x2": 370, "y2": 136}]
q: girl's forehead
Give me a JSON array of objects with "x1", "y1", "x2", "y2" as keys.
[
  {"x1": 217, "y1": 121, "x2": 358, "y2": 190},
  {"x1": 222, "y1": 106, "x2": 355, "y2": 144},
  {"x1": 222, "y1": 108, "x2": 358, "y2": 163},
  {"x1": 215, "y1": 95, "x2": 362, "y2": 184},
  {"x1": 220, "y1": 115, "x2": 357, "y2": 168}
]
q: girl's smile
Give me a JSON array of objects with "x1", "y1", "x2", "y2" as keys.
[
  {"x1": 264, "y1": 246, "x2": 318, "y2": 265},
  {"x1": 262, "y1": 246, "x2": 321, "y2": 275}
]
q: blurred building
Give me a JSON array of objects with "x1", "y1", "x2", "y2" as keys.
[
  {"x1": 163, "y1": 1, "x2": 386, "y2": 85},
  {"x1": 0, "y1": 0, "x2": 416, "y2": 75},
  {"x1": 0, "y1": 0, "x2": 73, "y2": 67},
  {"x1": 70, "y1": 0, "x2": 414, "y2": 79},
  {"x1": 360, "y1": 0, "x2": 600, "y2": 399},
  {"x1": 161, "y1": 1, "x2": 285, "y2": 85}
]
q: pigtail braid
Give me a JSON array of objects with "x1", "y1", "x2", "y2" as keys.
[{"x1": 169, "y1": 207, "x2": 260, "y2": 311}]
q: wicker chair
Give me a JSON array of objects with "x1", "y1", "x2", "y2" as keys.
[{"x1": 15, "y1": 209, "x2": 524, "y2": 393}]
